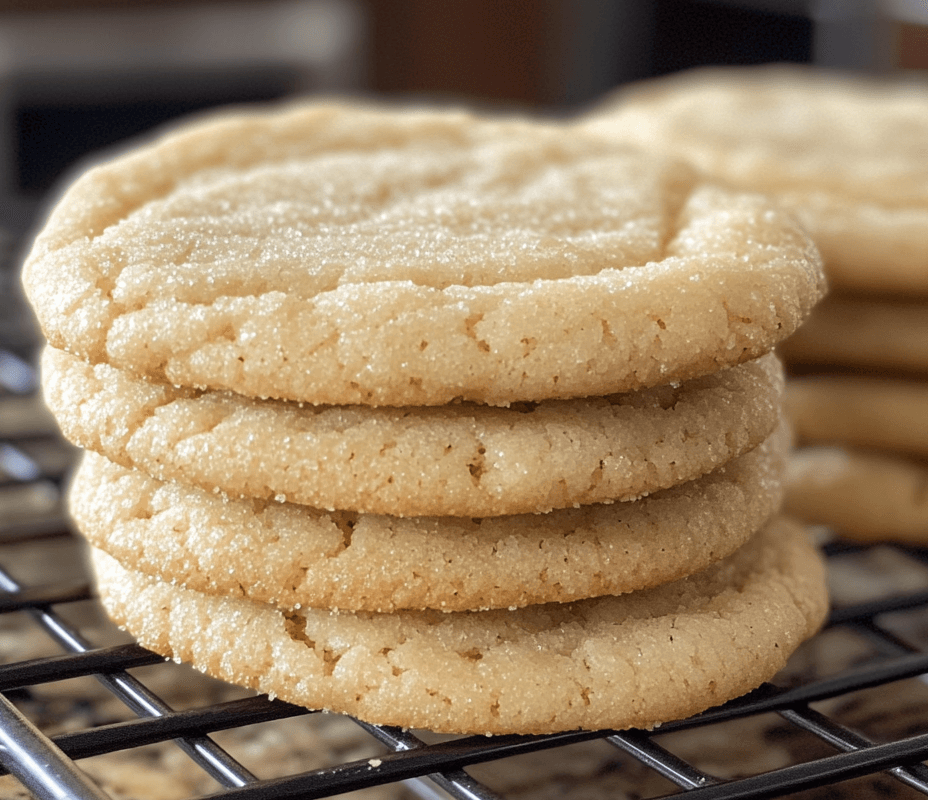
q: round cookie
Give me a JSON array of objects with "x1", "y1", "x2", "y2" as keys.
[
  {"x1": 71, "y1": 424, "x2": 788, "y2": 613},
  {"x1": 46, "y1": 346, "x2": 784, "y2": 517},
  {"x1": 785, "y1": 446, "x2": 928, "y2": 544},
  {"x1": 23, "y1": 100, "x2": 823, "y2": 406},
  {"x1": 787, "y1": 375, "x2": 928, "y2": 459},
  {"x1": 91, "y1": 516, "x2": 828, "y2": 735},
  {"x1": 780, "y1": 296, "x2": 928, "y2": 375},
  {"x1": 582, "y1": 65, "x2": 928, "y2": 297}
]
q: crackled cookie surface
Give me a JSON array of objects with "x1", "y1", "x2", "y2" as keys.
[
  {"x1": 71, "y1": 424, "x2": 787, "y2": 613},
  {"x1": 92, "y1": 516, "x2": 827, "y2": 735},
  {"x1": 24, "y1": 100, "x2": 822, "y2": 405},
  {"x1": 47, "y1": 347, "x2": 783, "y2": 516},
  {"x1": 583, "y1": 65, "x2": 928, "y2": 296}
]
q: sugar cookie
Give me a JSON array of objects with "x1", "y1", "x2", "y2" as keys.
[
  {"x1": 583, "y1": 65, "x2": 928, "y2": 297},
  {"x1": 91, "y1": 516, "x2": 827, "y2": 735},
  {"x1": 787, "y1": 375, "x2": 928, "y2": 459},
  {"x1": 24, "y1": 100, "x2": 823, "y2": 405},
  {"x1": 71, "y1": 423, "x2": 787, "y2": 613},
  {"x1": 780, "y1": 296, "x2": 928, "y2": 375},
  {"x1": 785, "y1": 446, "x2": 928, "y2": 544},
  {"x1": 46, "y1": 347, "x2": 784, "y2": 516}
]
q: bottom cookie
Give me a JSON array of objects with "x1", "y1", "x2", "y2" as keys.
[
  {"x1": 785, "y1": 446, "x2": 928, "y2": 544},
  {"x1": 91, "y1": 517, "x2": 828, "y2": 736}
]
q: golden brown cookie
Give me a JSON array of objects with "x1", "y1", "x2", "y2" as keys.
[
  {"x1": 787, "y1": 375, "x2": 928, "y2": 459},
  {"x1": 785, "y1": 446, "x2": 928, "y2": 544},
  {"x1": 70, "y1": 423, "x2": 788, "y2": 613},
  {"x1": 23, "y1": 100, "x2": 823, "y2": 406},
  {"x1": 46, "y1": 346, "x2": 784, "y2": 516},
  {"x1": 780, "y1": 295, "x2": 928, "y2": 375},
  {"x1": 582, "y1": 65, "x2": 928, "y2": 297},
  {"x1": 91, "y1": 515, "x2": 828, "y2": 735}
]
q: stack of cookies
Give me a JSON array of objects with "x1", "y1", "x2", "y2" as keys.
[
  {"x1": 23, "y1": 100, "x2": 828, "y2": 735},
  {"x1": 582, "y1": 65, "x2": 928, "y2": 546}
]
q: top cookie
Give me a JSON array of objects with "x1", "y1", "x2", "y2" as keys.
[
  {"x1": 23, "y1": 100, "x2": 823, "y2": 406},
  {"x1": 582, "y1": 65, "x2": 928, "y2": 297}
]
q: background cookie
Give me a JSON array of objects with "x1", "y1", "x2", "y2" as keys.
[
  {"x1": 91, "y1": 515, "x2": 827, "y2": 735},
  {"x1": 582, "y1": 65, "x2": 928, "y2": 297},
  {"x1": 787, "y1": 375, "x2": 928, "y2": 459},
  {"x1": 46, "y1": 347, "x2": 784, "y2": 517},
  {"x1": 24, "y1": 100, "x2": 823, "y2": 406},
  {"x1": 71, "y1": 424, "x2": 787, "y2": 613},
  {"x1": 780, "y1": 295, "x2": 928, "y2": 375},
  {"x1": 785, "y1": 446, "x2": 928, "y2": 544}
]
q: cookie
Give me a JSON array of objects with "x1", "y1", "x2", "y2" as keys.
[
  {"x1": 91, "y1": 515, "x2": 828, "y2": 735},
  {"x1": 787, "y1": 375, "x2": 928, "y2": 459},
  {"x1": 780, "y1": 295, "x2": 928, "y2": 375},
  {"x1": 23, "y1": 100, "x2": 823, "y2": 406},
  {"x1": 45, "y1": 346, "x2": 784, "y2": 517},
  {"x1": 582, "y1": 65, "x2": 928, "y2": 297},
  {"x1": 785, "y1": 446, "x2": 928, "y2": 544},
  {"x1": 70, "y1": 422, "x2": 788, "y2": 613}
]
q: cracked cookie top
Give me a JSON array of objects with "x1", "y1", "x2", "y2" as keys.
[
  {"x1": 582, "y1": 65, "x2": 928, "y2": 297},
  {"x1": 23, "y1": 100, "x2": 823, "y2": 405}
]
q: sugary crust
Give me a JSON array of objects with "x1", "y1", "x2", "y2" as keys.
[
  {"x1": 70, "y1": 424, "x2": 788, "y2": 613},
  {"x1": 582, "y1": 65, "x2": 928, "y2": 296},
  {"x1": 785, "y1": 446, "x2": 928, "y2": 543},
  {"x1": 23, "y1": 100, "x2": 823, "y2": 406},
  {"x1": 91, "y1": 516, "x2": 828, "y2": 735},
  {"x1": 780, "y1": 295, "x2": 928, "y2": 374},
  {"x1": 787, "y1": 375, "x2": 928, "y2": 459},
  {"x1": 46, "y1": 347, "x2": 784, "y2": 517}
]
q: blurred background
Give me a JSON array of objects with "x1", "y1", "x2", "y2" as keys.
[
  {"x1": 0, "y1": 0, "x2": 923, "y2": 210},
  {"x1": 0, "y1": 0, "x2": 924, "y2": 351},
  {"x1": 0, "y1": 0, "x2": 923, "y2": 359},
  {"x1": 0, "y1": 5, "x2": 925, "y2": 798}
]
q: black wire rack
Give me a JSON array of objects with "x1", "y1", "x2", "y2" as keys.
[{"x1": 3, "y1": 217, "x2": 928, "y2": 800}]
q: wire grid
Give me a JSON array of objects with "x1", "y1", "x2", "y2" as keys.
[
  {"x1": 3, "y1": 360, "x2": 928, "y2": 800},
  {"x1": 3, "y1": 245, "x2": 928, "y2": 799}
]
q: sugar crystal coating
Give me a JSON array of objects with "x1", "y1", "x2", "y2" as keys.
[
  {"x1": 582, "y1": 65, "x2": 928, "y2": 296},
  {"x1": 23, "y1": 100, "x2": 823, "y2": 405},
  {"x1": 71, "y1": 422, "x2": 788, "y2": 613},
  {"x1": 45, "y1": 347, "x2": 784, "y2": 516},
  {"x1": 91, "y1": 516, "x2": 828, "y2": 735}
]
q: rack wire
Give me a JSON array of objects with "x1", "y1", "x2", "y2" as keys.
[{"x1": 3, "y1": 224, "x2": 928, "y2": 799}]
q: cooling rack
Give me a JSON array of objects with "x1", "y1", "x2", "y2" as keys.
[{"x1": 3, "y1": 227, "x2": 928, "y2": 799}]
